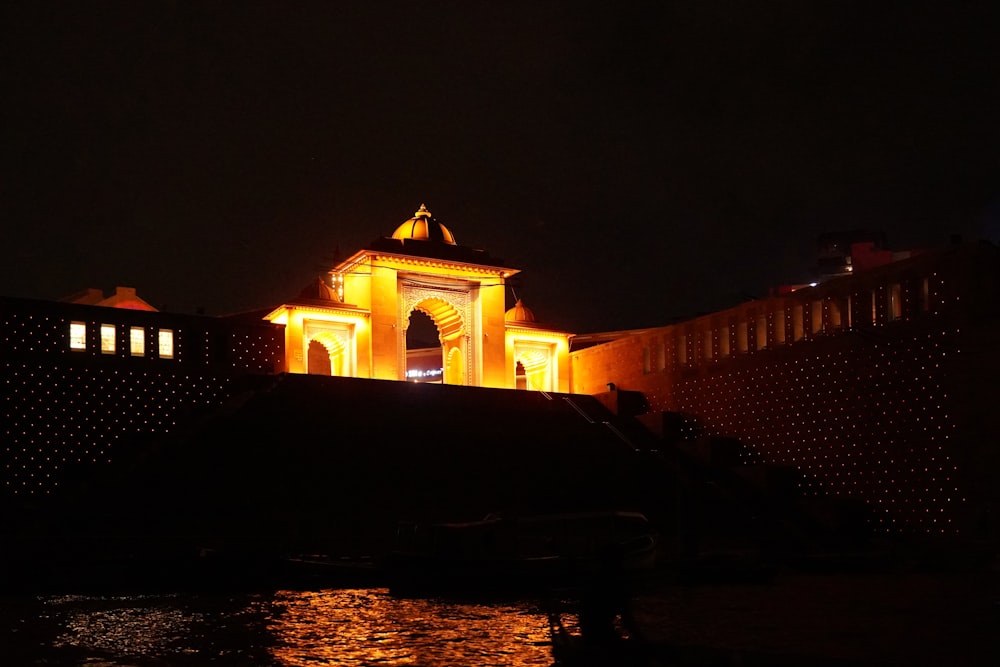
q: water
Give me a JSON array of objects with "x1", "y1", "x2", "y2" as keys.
[{"x1": 2, "y1": 588, "x2": 560, "y2": 666}]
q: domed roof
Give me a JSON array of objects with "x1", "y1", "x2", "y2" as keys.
[
  {"x1": 504, "y1": 299, "x2": 536, "y2": 323},
  {"x1": 391, "y1": 204, "x2": 456, "y2": 245}
]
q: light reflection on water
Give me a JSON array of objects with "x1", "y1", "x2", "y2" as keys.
[
  {"x1": 265, "y1": 590, "x2": 555, "y2": 667},
  {"x1": 20, "y1": 589, "x2": 558, "y2": 666}
]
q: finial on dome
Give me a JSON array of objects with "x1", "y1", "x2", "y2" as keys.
[
  {"x1": 391, "y1": 204, "x2": 456, "y2": 244},
  {"x1": 505, "y1": 298, "x2": 536, "y2": 323}
]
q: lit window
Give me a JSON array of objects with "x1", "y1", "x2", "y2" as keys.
[
  {"x1": 158, "y1": 329, "x2": 174, "y2": 358},
  {"x1": 70, "y1": 322, "x2": 86, "y2": 350},
  {"x1": 755, "y1": 315, "x2": 767, "y2": 350},
  {"x1": 100, "y1": 324, "x2": 116, "y2": 354},
  {"x1": 792, "y1": 305, "x2": 804, "y2": 341},
  {"x1": 736, "y1": 322, "x2": 748, "y2": 353},
  {"x1": 774, "y1": 310, "x2": 786, "y2": 344},
  {"x1": 719, "y1": 325, "x2": 730, "y2": 357},
  {"x1": 130, "y1": 327, "x2": 145, "y2": 356},
  {"x1": 888, "y1": 283, "x2": 902, "y2": 320}
]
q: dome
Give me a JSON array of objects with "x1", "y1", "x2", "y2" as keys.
[
  {"x1": 504, "y1": 299, "x2": 536, "y2": 323},
  {"x1": 391, "y1": 204, "x2": 456, "y2": 245}
]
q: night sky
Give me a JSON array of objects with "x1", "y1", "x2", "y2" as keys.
[{"x1": 2, "y1": 1, "x2": 998, "y2": 334}]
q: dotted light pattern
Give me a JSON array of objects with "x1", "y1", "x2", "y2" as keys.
[
  {"x1": 666, "y1": 331, "x2": 962, "y2": 534},
  {"x1": 2, "y1": 362, "x2": 228, "y2": 495},
  {"x1": 229, "y1": 329, "x2": 284, "y2": 374},
  {"x1": 567, "y1": 251, "x2": 996, "y2": 537},
  {"x1": 1, "y1": 302, "x2": 285, "y2": 497}
]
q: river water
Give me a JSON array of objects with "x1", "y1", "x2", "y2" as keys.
[{"x1": 2, "y1": 588, "x2": 561, "y2": 666}]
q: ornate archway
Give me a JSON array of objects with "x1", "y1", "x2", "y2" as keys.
[{"x1": 399, "y1": 281, "x2": 478, "y2": 385}]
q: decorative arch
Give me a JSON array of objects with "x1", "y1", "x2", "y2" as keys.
[
  {"x1": 411, "y1": 296, "x2": 464, "y2": 342},
  {"x1": 513, "y1": 341, "x2": 556, "y2": 391},
  {"x1": 305, "y1": 323, "x2": 353, "y2": 377},
  {"x1": 399, "y1": 281, "x2": 478, "y2": 385}
]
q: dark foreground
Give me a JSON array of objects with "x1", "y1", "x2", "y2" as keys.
[
  {"x1": 625, "y1": 567, "x2": 1000, "y2": 667},
  {"x1": 3, "y1": 559, "x2": 998, "y2": 666}
]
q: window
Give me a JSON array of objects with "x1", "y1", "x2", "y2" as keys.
[
  {"x1": 811, "y1": 301, "x2": 823, "y2": 334},
  {"x1": 888, "y1": 283, "x2": 902, "y2": 320},
  {"x1": 656, "y1": 341, "x2": 666, "y2": 372},
  {"x1": 755, "y1": 315, "x2": 767, "y2": 350},
  {"x1": 70, "y1": 322, "x2": 86, "y2": 350},
  {"x1": 642, "y1": 346, "x2": 651, "y2": 374},
  {"x1": 158, "y1": 329, "x2": 174, "y2": 358},
  {"x1": 736, "y1": 322, "x2": 748, "y2": 353},
  {"x1": 792, "y1": 305, "x2": 804, "y2": 341},
  {"x1": 719, "y1": 325, "x2": 730, "y2": 358},
  {"x1": 100, "y1": 324, "x2": 116, "y2": 354},
  {"x1": 702, "y1": 330, "x2": 713, "y2": 361},
  {"x1": 677, "y1": 333, "x2": 687, "y2": 365},
  {"x1": 774, "y1": 310, "x2": 786, "y2": 344},
  {"x1": 130, "y1": 327, "x2": 145, "y2": 356}
]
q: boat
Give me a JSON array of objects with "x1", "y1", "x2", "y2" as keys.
[
  {"x1": 281, "y1": 554, "x2": 384, "y2": 590},
  {"x1": 383, "y1": 510, "x2": 659, "y2": 598}
]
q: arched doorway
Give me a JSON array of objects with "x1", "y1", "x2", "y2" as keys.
[
  {"x1": 307, "y1": 339, "x2": 332, "y2": 376},
  {"x1": 401, "y1": 291, "x2": 472, "y2": 385},
  {"x1": 405, "y1": 310, "x2": 442, "y2": 383},
  {"x1": 306, "y1": 328, "x2": 351, "y2": 376},
  {"x1": 513, "y1": 343, "x2": 555, "y2": 391}
]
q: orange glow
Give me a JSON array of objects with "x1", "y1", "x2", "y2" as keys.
[{"x1": 264, "y1": 589, "x2": 553, "y2": 667}]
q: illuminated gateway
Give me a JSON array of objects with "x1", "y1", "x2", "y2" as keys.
[
  {"x1": 262, "y1": 205, "x2": 571, "y2": 391},
  {"x1": 3, "y1": 208, "x2": 1000, "y2": 541}
]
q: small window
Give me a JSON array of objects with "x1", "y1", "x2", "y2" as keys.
[
  {"x1": 736, "y1": 322, "x2": 748, "y2": 353},
  {"x1": 888, "y1": 283, "x2": 902, "y2": 320},
  {"x1": 100, "y1": 324, "x2": 116, "y2": 354},
  {"x1": 792, "y1": 305, "x2": 804, "y2": 341},
  {"x1": 774, "y1": 310, "x2": 786, "y2": 344},
  {"x1": 811, "y1": 301, "x2": 823, "y2": 334},
  {"x1": 755, "y1": 315, "x2": 767, "y2": 350},
  {"x1": 158, "y1": 329, "x2": 174, "y2": 359},
  {"x1": 702, "y1": 330, "x2": 713, "y2": 361},
  {"x1": 677, "y1": 333, "x2": 688, "y2": 365},
  {"x1": 656, "y1": 341, "x2": 666, "y2": 372},
  {"x1": 828, "y1": 299, "x2": 842, "y2": 329},
  {"x1": 130, "y1": 327, "x2": 145, "y2": 356},
  {"x1": 70, "y1": 322, "x2": 87, "y2": 350},
  {"x1": 719, "y1": 325, "x2": 730, "y2": 358}
]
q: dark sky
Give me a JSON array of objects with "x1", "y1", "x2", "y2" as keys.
[{"x1": 2, "y1": 1, "x2": 999, "y2": 334}]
